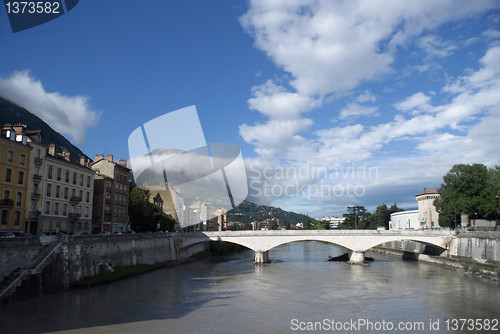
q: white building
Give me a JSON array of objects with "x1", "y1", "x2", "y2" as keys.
[
  {"x1": 321, "y1": 216, "x2": 345, "y2": 229},
  {"x1": 390, "y1": 188, "x2": 441, "y2": 230},
  {"x1": 389, "y1": 210, "x2": 419, "y2": 230}
]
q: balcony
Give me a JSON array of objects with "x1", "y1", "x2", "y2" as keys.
[
  {"x1": 70, "y1": 196, "x2": 82, "y2": 204},
  {"x1": 33, "y1": 174, "x2": 42, "y2": 182},
  {"x1": 34, "y1": 157, "x2": 43, "y2": 165},
  {"x1": 31, "y1": 192, "x2": 41, "y2": 199},
  {"x1": 0, "y1": 199, "x2": 15, "y2": 207},
  {"x1": 69, "y1": 213, "x2": 81, "y2": 220},
  {"x1": 29, "y1": 210, "x2": 41, "y2": 219}
]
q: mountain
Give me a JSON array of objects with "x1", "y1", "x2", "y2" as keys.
[
  {"x1": 228, "y1": 200, "x2": 310, "y2": 224},
  {"x1": 0, "y1": 97, "x2": 90, "y2": 161}
]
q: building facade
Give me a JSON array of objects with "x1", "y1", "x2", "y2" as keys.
[
  {"x1": 390, "y1": 188, "x2": 441, "y2": 230},
  {"x1": 389, "y1": 210, "x2": 419, "y2": 230},
  {"x1": 415, "y1": 188, "x2": 440, "y2": 229},
  {"x1": 0, "y1": 126, "x2": 31, "y2": 234},
  {"x1": 91, "y1": 154, "x2": 130, "y2": 233},
  {"x1": 40, "y1": 145, "x2": 95, "y2": 234}
]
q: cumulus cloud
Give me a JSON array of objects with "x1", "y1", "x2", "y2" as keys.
[
  {"x1": 394, "y1": 92, "x2": 432, "y2": 114},
  {"x1": 0, "y1": 71, "x2": 101, "y2": 145},
  {"x1": 239, "y1": 0, "x2": 500, "y2": 215}
]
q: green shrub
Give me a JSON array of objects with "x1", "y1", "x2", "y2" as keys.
[{"x1": 470, "y1": 263, "x2": 480, "y2": 274}]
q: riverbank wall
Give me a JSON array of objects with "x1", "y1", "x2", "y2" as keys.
[
  {"x1": 374, "y1": 231, "x2": 500, "y2": 272},
  {"x1": 0, "y1": 233, "x2": 209, "y2": 304}
]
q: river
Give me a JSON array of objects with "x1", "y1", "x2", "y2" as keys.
[{"x1": 1, "y1": 241, "x2": 499, "y2": 333}]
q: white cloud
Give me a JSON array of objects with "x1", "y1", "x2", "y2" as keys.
[
  {"x1": 239, "y1": 1, "x2": 500, "y2": 215},
  {"x1": 248, "y1": 80, "x2": 318, "y2": 120},
  {"x1": 241, "y1": 0, "x2": 496, "y2": 96},
  {"x1": 356, "y1": 90, "x2": 376, "y2": 103},
  {"x1": 418, "y1": 34, "x2": 458, "y2": 58},
  {"x1": 394, "y1": 92, "x2": 432, "y2": 114},
  {"x1": 0, "y1": 71, "x2": 101, "y2": 145},
  {"x1": 239, "y1": 118, "x2": 313, "y2": 160},
  {"x1": 339, "y1": 103, "x2": 379, "y2": 120}
]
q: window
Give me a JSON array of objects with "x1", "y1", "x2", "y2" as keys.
[
  {"x1": 65, "y1": 171, "x2": 70, "y2": 183},
  {"x1": 14, "y1": 211, "x2": 20, "y2": 225},
  {"x1": 46, "y1": 183, "x2": 52, "y2": 197},
  {"x1": 1, "y1": 210, "x2": 8, "y2": 225},
  {"x1": 4, "y1": 190, "x2": 10, "y2": 199},
  {"x1": 16, "y1": 192, "x2": 22, "y2": 206},
  {"x1": 107, "y1": 181, "x2": 111, "y2": 189},
  {"x1": 36, "y1": 149, "x2": 41, "y2": 158},
  {"x1": 18, "y1": 171, "x2": 24, "y2": 184},
  {"x1": 57, "y1": 168, "x2": 61, "y2": 181},
  {"x1": 85, "y1": 206, "x2": 89, "y2": 218},
  {"x1": 73, "y1": 172, "x2": 77, "y2": 185},
  {"x1": 5, "y1": 168, "x2": 12, "y2": 182},
  {"x1": 54, "y1": 202, "x2": 59, "y2": 216},
  {"x1": 106, "y1": 192, "x2": 111, "y2": 200},
  {"x1": 86, "y1": 191, "x2": 90, "y2": 203},
  {"x1": 63, "y1": 203, "x2": 68, "y2": 216},
  {"x1": 105, "y1": 204, "x2": 110, "y2": 213},
  {"x1": 80, "y1": 174, "x2": 83, "y2": 186},
  {"x1": 87, "y1": 176, "x2": 90, "y2": 187},
  {"x1": 35, "y1": 166, "x2": 40, "y2": 176},
  {"x1": 56, "y1": 185, "x2": 60, "y2": 198},
  {"x1": 64, "y1": 187, "x2": 68, "y2": 199},
  {"x1": 20, "y1": 154, "x2": 26, "y2": 166},
  {"x1": 7, "y1": 150, "x2": 13, "y2": 162},
  {"x1": 79, "y1": 190, "x2": 83, "y2": 200},
  {"x1": 45, "y1": 201, "x2": 50, "y2": 215},
  {"x1": 71, "y1": 189, "x2": 75, "y2": 198},
  {"x1": 47, "y1": 165, "x2": 53, "y2": 179}
]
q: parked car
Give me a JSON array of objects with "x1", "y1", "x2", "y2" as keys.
[{"x1": 2, "y1": 232, "x2": 15, "y2": 238}]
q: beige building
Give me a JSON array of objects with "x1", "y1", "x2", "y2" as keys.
[
  {"x1": 91, "y1": 154, "x2": 130, "y2": 233},
  {"x1": 0, "y1": 126, "x2": 31, "y2": 235},
  {"x1": 40, "y1": 144, "x2": 95, "y2": 234},
  {"x1": 24, "y1": 130, "x2": 45, "y2": 235},
  {"x1": 415, "y1": 188, "x2": 440, "y2": 229}
]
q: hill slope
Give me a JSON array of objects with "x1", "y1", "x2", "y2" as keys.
[
  {"x1": 0, "y1": 97, "x2": 89, "y2": 160},
  {"x1": 228, "y1": 200, "x2": 309, "y2": 224}
]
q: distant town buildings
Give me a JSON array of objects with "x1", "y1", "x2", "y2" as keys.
[{"x1": 321, "y1": 216, "x2": 345, "y2": 229}]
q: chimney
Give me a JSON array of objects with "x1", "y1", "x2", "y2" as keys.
[
  {"x1": 106, "y1": 154, "x2": 113, "y2": 162},
  {"x1": 119, "y1": 159, "x2": 127, "y2": 168},
  {"x1": 80, "y1": 156, "x2": 85, "y2": 166},
  {"x1": 48, "y1": 144, "x2": 56, "y2": 156},
  {"x1": 95, "y1": 154, "x2": 104, "y2": 162}
]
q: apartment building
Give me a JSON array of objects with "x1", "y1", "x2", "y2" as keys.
[
  {"x1": 40, "y1": 144, "x2": 95, "y2": 234},
  {"x1": 91, "y1": 154, "x2": 130, "y2": 233},
  {"x1": 0, "y1": 126, "x2": 31, "y2": 234}
]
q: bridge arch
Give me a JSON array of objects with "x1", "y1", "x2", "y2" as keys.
[{"x1": 178, "y1": 231, "x2": 453, "y2": 264}]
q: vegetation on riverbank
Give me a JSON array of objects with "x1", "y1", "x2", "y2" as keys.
[
  {"x1": 191, "y1": 241, "x2": 247, "y2": 258},
  {"x1": 74, "y1": 264, "x2": 156, "y2": 288}
]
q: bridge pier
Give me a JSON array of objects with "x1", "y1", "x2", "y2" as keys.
[
  {"x1": 254, "y1": 251, "x2": 270, "y2": 264},
  {"x1": 349, "y1": 251, "x2": 365, "y2": 264}
]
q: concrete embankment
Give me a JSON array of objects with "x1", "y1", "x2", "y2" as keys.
[
  {"x1": 0, "y1": 233, "x2": 209, "y2": 304},
  {"x1": 373, "y1": 231, "x2": 500, "y2": 278}
]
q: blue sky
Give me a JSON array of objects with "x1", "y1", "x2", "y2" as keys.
[{"x1": 1, "y1": 1, "x2": 499, "y2": 218}]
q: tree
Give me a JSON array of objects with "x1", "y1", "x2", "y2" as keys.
[
  {"x1": 434, "y1": 164, "x2": 497, "y2": 228},
  {"x1": 340, "y1": 206, "x2": 371, "y2": 229},
  {"x1": 302, "y1": 216, "x2": 313, "y2": 230},
  {"x1": 269, "y1": 219, "x2": 279, "y2": 230}
]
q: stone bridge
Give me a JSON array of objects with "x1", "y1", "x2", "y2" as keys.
[{"x1": 176, "y1": 230, "x2": 455, "y2": 264}]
